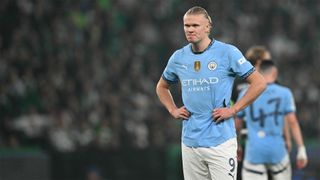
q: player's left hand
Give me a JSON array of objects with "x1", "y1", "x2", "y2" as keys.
[
  {"x1": 212, "y1": 107, "x2": 236, "y2": 123},
  {"x1": 296, "y1": 159, "x2": 308, "y2": 169},
  {"x1": 296, "y1": 146, "x2": 308, "y2": 169}
]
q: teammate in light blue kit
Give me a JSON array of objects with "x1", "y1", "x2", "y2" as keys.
[
  {"x1": 156, "y1": 6, "x2": 266, "y2": 180},
  {"x1": 236, "y1": 60, "x2": 308, "y2": 180}
]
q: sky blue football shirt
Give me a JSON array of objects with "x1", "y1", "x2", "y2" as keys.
[
  {"x1": 162, "y1": 40, "x2": 254, "y2": 147},
  {"x1": 237, "y1": 83, "x2": 296, "y2": 164}
]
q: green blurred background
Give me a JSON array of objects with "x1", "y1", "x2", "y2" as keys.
[{"x1": 0, "y1": 0, "x2": 319, "y2": 179}]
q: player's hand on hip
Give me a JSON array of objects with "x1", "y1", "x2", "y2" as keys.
[
  {"x1": 170, "y1": 106, "x2": 190, "y2": 120},
  {"x1": 212, "y1": 107, "x2": 236, "y2": 123}
]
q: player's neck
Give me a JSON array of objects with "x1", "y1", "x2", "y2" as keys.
[
  {"x1": 191, "y1": 38, "x2": 212, "y2": 53},
  {"x1": 264, "y1": 76, "x2": 276, "y2": 84}
]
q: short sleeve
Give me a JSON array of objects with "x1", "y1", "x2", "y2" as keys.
[
  {"x1": 162, "y1": 52, "x2": 179, "y2": 84},
  {"x1": 228, "y1": 46, "x2": 255, "y2": 79},
  {"x1": 284, "y1": 89, "x2": 296, "y2": 114}
]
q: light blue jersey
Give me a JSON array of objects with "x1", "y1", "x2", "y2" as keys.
[
  {"x1": 237, "y1": 83, "x2": 296, "y2": 164},
  {"x1": 162, "y1": 40, "x2": 254, "y2": 147}
]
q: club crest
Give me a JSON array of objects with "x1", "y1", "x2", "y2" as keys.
[
  {"x1": 208, "y1": 61, "x2": 217, "y2": 71},
  {"x1": 194, "y1": 61, "x2": 201, "y2": 72}
]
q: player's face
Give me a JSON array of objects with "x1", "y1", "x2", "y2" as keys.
[{"x1": 183, "y1": 14, "x2": 210, "y2": 44}]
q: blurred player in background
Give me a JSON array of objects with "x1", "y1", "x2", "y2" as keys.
[
  {"x1": 235, "y1": 60, "x2": 308, "y2": 180},
  {"x1": 233, "y1": 46, "x2": 292, "y2": 180},
  {"x1": 156, "y1": 6, "x2": 266, "y2": 180},
  {"x1": 232, "y1": 45, "x2": 271, "y2": 102},
  {"x1": 233, "y1": 45, "x2": 271, "y2": 180}
]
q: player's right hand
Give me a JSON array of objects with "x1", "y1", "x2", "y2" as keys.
[{"x1": 170, "y1": 106, "x2": 190, "y2": 120}]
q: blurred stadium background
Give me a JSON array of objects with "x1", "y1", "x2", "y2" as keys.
[{"x1": 0, "y1": 0, "x2": 319, "y2": 180}]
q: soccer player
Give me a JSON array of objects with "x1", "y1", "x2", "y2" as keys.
[
  {"x1": 232, "y1": 45, "x2": 271, "y2": 102},
  {"x1": 245, "y1": 46, "x2": 272, "y2": 71},
  {"x1": 232, "y1": 45, "x2": 273, "y2": 180},
  {"x1": 234, "y1": 46, "x2": 292, "y2": 180},
  {"x1": 236, "y1": 60, "x2": 308, "y2": 180},
  {"x1": 156, "y1": 6, "x2": 266, "y2": 180}
]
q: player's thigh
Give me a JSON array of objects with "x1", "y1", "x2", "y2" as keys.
[
  {"x1": 242, "y1": 160, "x2": 268, "y2": 180},
  {"x1": 205, "y1": 138, "x2": 238, "y2": 180},
  {"x1": 269, "y1": 154, "x2": 291, "y2": 180},
  {"x1": 181, "y1": 143, "x2": 211, "y2": 180}
]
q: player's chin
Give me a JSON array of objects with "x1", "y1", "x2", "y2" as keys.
[{"x1": 186, "y1": 37, "x2": 197, "y2": 43}]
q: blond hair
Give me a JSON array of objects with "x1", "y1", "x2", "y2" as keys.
[
  {"x1": 245, "y1": 46, "x2": 270, "y2": 66},
  {"x1": 185, "y1": 6, "x2": 212, "y2": 33}
]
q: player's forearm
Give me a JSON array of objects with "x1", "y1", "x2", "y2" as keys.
[
  {"x1": 289, "y1": 115, "x2": 305, "y2": 147},
  {"x1": 156, "y1": 83, "x2": 177, "y2": 114},
  {"x1": 232, "y1": 72, "x2": 266, "y2": 113},
  {"x1": 289, "y1": 115, "x2": 308, "y2": 165},
  {"x1": 283, "y1": 120, "x2": 292, "y2": 152}
]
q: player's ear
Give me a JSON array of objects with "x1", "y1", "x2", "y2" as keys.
[
  {"x1": 273, "y1": 67, "x2": 278, "y2": 79},
  {"x1": 207, "y1": 23, "x2": 212, "y2": 34}
]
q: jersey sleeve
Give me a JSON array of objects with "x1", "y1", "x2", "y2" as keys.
[
  {"x1": 284, "y1": 89, "x2": 296, "y2": 114},
  {"x1": 228, "y1": 46, "x2": 255, "y2": 79},
  {"x1": 162, "y1": 51, "x2": 179, "y2": 84}
]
